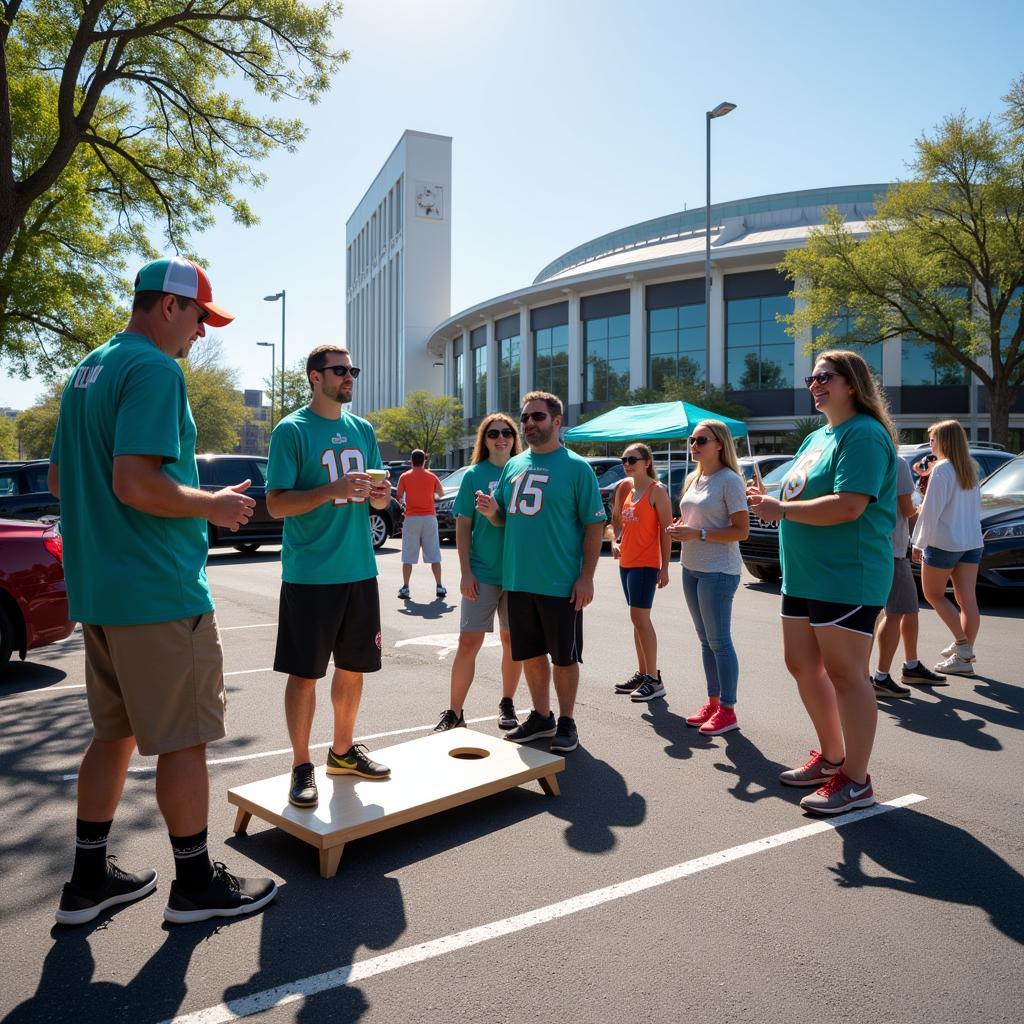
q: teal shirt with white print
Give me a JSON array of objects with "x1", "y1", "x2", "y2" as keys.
[
  {"x1": 779, "y1": 413, "x2": 897, "y2": 607},
  {"x1": 453, "y1": 460, "x2": 506, "y2": 586},
  {"x1": 266, "y1": 407, "x2": 383, "y2": 584}
]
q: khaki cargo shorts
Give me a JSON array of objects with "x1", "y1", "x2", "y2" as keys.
[{"x1": 83, "y1": 612, "x2": 226, "y2": 756}]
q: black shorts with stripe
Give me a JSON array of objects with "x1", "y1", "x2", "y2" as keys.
[
  {"x1": 274, "y1": 579, "x2": 382, "y2": 679},
  {"x1": 780, "y1": 595, "x2": 881, "y2": 637},
  {"x1": 506, "y1": 591, "x2": 583, "y2": 666}
]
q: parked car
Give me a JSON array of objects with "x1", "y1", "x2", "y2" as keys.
[
  {"x1": 898, "y1": 443, "x2": 1014, "y2": 489},
  {"x1": 0, "y1": 518, "x2": 75, "y2": 668},
  {"x1": 196, "y1": 454, "x2": 403, "y2": 552},
  {"x1": 737, "y1": 454, "x2": 792, "y2": 486},
  {"x1": 0, "y1": 461, "x2": 59, "y2": 521}
]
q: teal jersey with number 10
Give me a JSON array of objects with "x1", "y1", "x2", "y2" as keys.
[{"x1": 265, "y1": 407, "x2": 383, "y2": 584}]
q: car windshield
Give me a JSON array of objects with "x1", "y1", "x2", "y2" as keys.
[
  {"x1": 762, "y1": 459, "x2": 794, "y2": 486},
  {"x1": 980, "y1": 457, "x2": 1024, "y2": 498},
  {"x1": 441, "y1": 465, "x2": 473, "y2": 491},
  {"x1": 597, "y1": 464, "x2": 626, "y2": 487}
]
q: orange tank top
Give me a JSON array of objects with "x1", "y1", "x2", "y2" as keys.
[{"x1": 619, "y1": 480, "x2": 662, "y2": 569}]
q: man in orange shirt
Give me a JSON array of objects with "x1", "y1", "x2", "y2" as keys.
[{"x1": 396, "y1": 450, "x2": 446, "y2": 600}]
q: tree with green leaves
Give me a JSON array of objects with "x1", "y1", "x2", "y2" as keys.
[
  {"x1": 263, "y1": 362, "x2": 312, "y2": 422},
  {"x1": 784, "y1": 416, "x2": 823, "y2": 454},
  {"x1": 367, "y1": 391, "x2": 465, "y2": 459},
  {"x1": 782, "y1": 76, "x2": 1024, "y2": 447},
  {"x1": 15, "y1": 381, "x2": 62, "y2": 458},
  {"x1": 0, "y1": 0, "x2": 347, "y2": 382},
  {"x1": 0, "y1": 414, "x2": 18, "y2": 458}
]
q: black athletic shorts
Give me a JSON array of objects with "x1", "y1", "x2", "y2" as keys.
[
  {"x1": 780, "y1": 595, "x2": 882, "y2": 637},
  {"x1": 506, "y1": 591, "x2": 583, "y2": 666},
  {"x1": 274, "y1": 579, "x2": 382, "y2": 678}
]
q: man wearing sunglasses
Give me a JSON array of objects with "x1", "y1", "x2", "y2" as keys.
[
  {"x1": 49, "y1": 257, "x2": 277, "y2": 925},
  {"x1": 265, "y1": 345, "x2": 394, "y2": 810},
  {"x1": 475, "y1": 392, "x2": 607, "y2": 753}
]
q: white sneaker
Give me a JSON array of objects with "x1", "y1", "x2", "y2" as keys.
[
  {"x1": 934, "y1": 654, "x2": 975, "y2": 676},
  {"x1": 941, "y1": 640, "x2": 975, "y2": 661},
  {"x1": 940, "y1": 641, "x2": 956, "y2": 658}
]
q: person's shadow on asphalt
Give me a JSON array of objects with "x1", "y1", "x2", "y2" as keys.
[
  {"x1": 639, "y1": 699, "x2": 716, "y2": 760},
  {"x1": 711, "y1": 731, "x2": 803, "y2": 807},
  {"x1": 396, "y1": 597, "x2": 455, "y2": 621},
  {"x1": 829, "y1": 805, "x2": 1024, "y2": 945}
]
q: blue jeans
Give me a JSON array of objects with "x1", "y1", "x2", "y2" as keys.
[{"x1": 682, "y1": 568, "x2": 740, "y2": 706}]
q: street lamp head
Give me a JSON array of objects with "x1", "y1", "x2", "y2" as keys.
[
  {"x1": 257, "y1": 341, "x2": 273, "y2": 348},
  {"x1": 263, "y1": 292, "x2": 283, "y2": 302},
  {"x1": 708, "y1": 102, "x2": 737, "y2": 119}
]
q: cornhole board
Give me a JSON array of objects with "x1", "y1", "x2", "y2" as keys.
[{"x1": 228, "y1": 728, "x2": 564, "y2": 877}]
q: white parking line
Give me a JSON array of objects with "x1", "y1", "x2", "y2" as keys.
[
  {"x1": 219, "y1": 624, "x2": 276, "y2": 632},
  {"x1": 59, "y1": 714, "x2": 500, "y2": 781},
  {"x1": 162, "y1": 794, "x2": 927, "y2": 1024}
]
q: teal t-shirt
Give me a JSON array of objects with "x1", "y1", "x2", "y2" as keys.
[
  {"x1": 494, "y1": 446, "x2": 607, "y2": 598},
  {"x1": 779, "y1": 414, "x2": 897, "y2": 606},
  {"x1": 452, "y1": 461, "x2": 506, "y2": 586},
  {"x1": 51, "y1": 332, "x2": 213, "y2": 625},
  {"x1": 265, "y1": 407, "x2": 382, "y2": 585}
]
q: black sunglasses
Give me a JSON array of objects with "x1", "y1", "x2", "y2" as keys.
[
  {"x1": 520, "y1": 411, "x2": 549, "y2": 423},
  {"x1": 486, "y1": 428, "x2": 515, "y2": 439},
  {"x1": 322, "y1": 364, "x2": 361, "y2": 378},
  {"x1": 804, "y1": 370, "x2": 841, "y2": 387},
  {"x1": 621, "y1": 455, "x2": 645, "y2": 465},
  {"x1": 688, "y1": 436, "x2": 711, "y2": 447}
]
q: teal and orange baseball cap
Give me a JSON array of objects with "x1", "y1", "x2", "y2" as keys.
[{"x1": 134, "y1": 256, "x2": 234, "y2": 327}]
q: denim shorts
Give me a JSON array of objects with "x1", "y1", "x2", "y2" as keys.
[
  {"x1": 619, "y1": 566, "x2": 659, "y2": 609},
  {"x1": 922, "y1": 545, "x2": 983, "y2": 569}
]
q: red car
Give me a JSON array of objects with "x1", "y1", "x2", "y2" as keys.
[{"x1": 0, "y1": 519, "x2": 75, "y2": 668}]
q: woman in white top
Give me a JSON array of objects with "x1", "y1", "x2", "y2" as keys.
[{"x1": 912, "y1": 419, "x2": 983, "y2": 676}]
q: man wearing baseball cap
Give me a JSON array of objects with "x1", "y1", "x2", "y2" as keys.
[{"x1": 48, "y1": 257, "x2": 277, "y2": 925}]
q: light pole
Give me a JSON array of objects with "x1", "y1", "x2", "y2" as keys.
[
  {"x1": 705, "y1": 101, "x2": 737, "y2": 397},
  {"x1": 257, "y1": 341, "x2": 275, "y2": 438},
  {"x1": 264, "y1": 289, "x2": 286, "y2": 418}
]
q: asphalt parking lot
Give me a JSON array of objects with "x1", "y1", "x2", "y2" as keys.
[{"x1": 1, "y1": 541, "x2": 1022, "y2": 1024}]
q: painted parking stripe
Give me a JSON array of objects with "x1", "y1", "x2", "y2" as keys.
[
  {"x1": 59, "y1": 714, "x2": 501, "y2": 781},
  {"x1": 162, "y1": 794, "x2": 927, "y2": 1024}
]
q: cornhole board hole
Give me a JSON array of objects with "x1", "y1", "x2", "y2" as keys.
[{"x1": 228, "y1": 728, "x2": 564, "y2": 877}]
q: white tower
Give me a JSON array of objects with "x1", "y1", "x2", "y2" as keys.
[{"x1": 345, "y1": 131, "x2": 452, "y2": 417}]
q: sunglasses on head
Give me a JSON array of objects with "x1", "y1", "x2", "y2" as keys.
[
  {"x1": 520, "y1": 411, "x2": 549, "y2": 423},
  {"x1": 688, "y1": 436, "x2": 711, "y2": 447},
  {"x1": 804, "y1": 370, "x2": 840, "y2": 387},
  {"x1": 486, "y1": 427, "x2": 515, "y2": 439},
  {"x1": 621, "y1": 455, "x2": 646, "y2": 465},
  {"x1": 322, "y1": 364, "x2": 361, "y2": 378}
]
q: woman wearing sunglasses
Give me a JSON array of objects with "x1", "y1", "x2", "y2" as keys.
[
  {"x1": 666, "y1": 421, "x2": 749, "y2": 735},
  {"x1": 434, "y1": 413, "x2": 525, "y2": 733},
  {"x1": 609, "y1": 444, "x2": 672, "y2": 701},
  {"x1": 748, "y1": 350, "x2": 898, "y2": 816}
]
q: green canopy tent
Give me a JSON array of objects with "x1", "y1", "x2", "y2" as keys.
[{"x1": 562, "y1": 401, "x2": 751, "y2": 467}]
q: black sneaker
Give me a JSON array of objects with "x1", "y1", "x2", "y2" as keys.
[
  {"x1": 326, "y1": 743, "x2": 391, "y2": 780},
  {"x1": 504, "y1": 709, "x2": 557, "y2": 744},
  {"x1": 497, "y1": 697, "x2": 519, "y2": 730},
  {"x1": 630, "y1": 672, "x2": 666, "y2": 702},
  {"x1": 872, "y1": 673, "x2": 912, "y2": 698},
  {"x1": 550, "y1": 716, "x2": 578, "y2": 753},
  {"x1": 614, "y1": 671, "x2": 644, "y2": 695},
  {"x1": 436, "y1": 584, "x2": 447, "y2": 599},
  {"x1": 433, "y1": 709, "x2": 466, "y2": 732},
  {"x1": 55, "y1": 856, "x2": 158, "y2": 926},
  {"x1": 163, "y1": 862, "x2": 277, "y2": 924},
  {"x1": 289, "y1": 762, "x2": 318, "y2": 807},
  {"x1": 901, "y1": 662, "x2": 948, "y2": 685}
]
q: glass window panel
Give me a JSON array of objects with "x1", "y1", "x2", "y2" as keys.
[
  {"x1": 678, "y1": 304, "x2": 706, "y2": 329},
  {"x1": 678, "y1": 326, "x2": 704, "y2": 353},
  {"x1": 727, "y1": 321, "x2": 759, "y2": 347},
  {"x1": 728, "y1": 347, "x2": 758, "y2": 390},
  {"x1": 761, "y1": 295, "x2": 793, "y2": 320},
  {"x1": 608, "y1": 335, "x2": 630, "y2": 362},
  {"x1": 677, "y1": 352, "x2": 704, "y2": 385},
  {"x1": 650, "y1": 331, "x2": 676, "y2": 356},
  {"x1": 759, "y1": 344, "x2": 793, "y2": 388},
  {"x1": 727, "y1": 298, "x2": 760, "y2": 324},
  {"x1": 551, "y1": 324, "x2": 569, "y2": 352},
  {"x1": 650, "y1": 356, "x2": 675, "y2": 392},
  {"x1": 649, "y1": 308, "x2": 676, "y2": 332},
  {"x1": 609, "y1": 314, "x2": 630, "y2": 337},
  {"x1": 585, "y1": 318, "x2": 608, "y2": 341},
  {"x1": 760, "y1": 317, "x2": 790, "y2": 345}
]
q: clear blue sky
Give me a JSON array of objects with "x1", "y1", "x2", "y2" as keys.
[{"x1": 4, "y1": 0, "x2": 1023, "y2": 410}]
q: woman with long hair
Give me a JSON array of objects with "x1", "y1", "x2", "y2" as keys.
[
  {"x1": 749, "y1": 350, "x2": 898, "y2": 815},
  {"x1": 434, "y1": 412, "x2": 524, "y2": 732},
  {"x1": 911, "y1": 419, "x2": 982, "y2": 676},
  {"x1": 609, "y1": 443, "x2": 672, "y2": 701},
  {"x1": 666, "y1": 420, "x2": 749, "y2": 735}
]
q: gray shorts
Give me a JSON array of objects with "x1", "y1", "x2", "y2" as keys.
[
  {"x1": 885, "y1": 557, "x2": 919, "y2": 616},
  {"x1": 460, "y1": 583, "x2": 509, "y2": 633},
  {"x1": 401, "y1": 515, "x2": 441, "y2": 564}
]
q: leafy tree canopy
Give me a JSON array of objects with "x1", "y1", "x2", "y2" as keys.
[
  {"x1": 0, "y1": 411, "x2": 19, "y2": 458},
  {"x1": 367, "y1": 391, "x2": 465, "y2": 458}
]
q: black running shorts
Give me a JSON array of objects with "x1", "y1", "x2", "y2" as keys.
[
  {"x1": 274, "y1": 579, "x2": 382, "y2": 679},
  {"x1": 506, "y1": 591, "x2": 583, "y2": 666},
  {"x1": 780, "y1": 595, "x2": 882, "y2": 638}
]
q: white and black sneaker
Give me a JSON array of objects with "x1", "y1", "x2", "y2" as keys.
[
  {"x1": 630, "y1": 672, "x2": 665, "y2": 702},
  {"x1": 872, "y1": 673, "x2": 912, "y2": 698},
  {"x1": 614, "y1": 671, "x2": 644, "y2": 695},
  {"x1": 164, "y1": 862, "x2": 277, "y2": 924},
  {"x1": 497, "y1": 697, "x2": 519, "y2": 730},
  {"x1": 504, "y1": 710, "x2": 557, "y2": 744},
  {"x1": 55, "y1": 857, "x2": 158, "y2": 926},
  {"x1": 550, "y1": 716, "x2": 578, "y2": 753},
  {"x1": 433, "y1": 709, "x2": 466, "y2": 732}
]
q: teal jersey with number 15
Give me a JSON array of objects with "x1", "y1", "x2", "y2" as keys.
[{"x1": 265, "y1": 407, "x2": 383, "y2": 584}]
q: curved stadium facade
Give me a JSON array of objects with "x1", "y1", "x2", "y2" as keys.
[{"x1": 425, "y1": 183, "x2": 1022, "y2": 458}]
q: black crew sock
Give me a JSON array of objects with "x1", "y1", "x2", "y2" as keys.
[
  {"x1": 71, "y1": 818, "x2": 113, "y2": 889},
  {"x1": 170, "y1": 828, "x2": 213, "y2": 891}
]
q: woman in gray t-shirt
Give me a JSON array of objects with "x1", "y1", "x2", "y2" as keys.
[{"x1": 667, "y1": 420, "x2": 750, "y2": 736}]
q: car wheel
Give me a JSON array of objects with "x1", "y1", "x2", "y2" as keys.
[
  {"x1": 744, "y1": 562, "x2": 781, "y2": 583},
  {"x1": 0, "y1": 604, "x2": 15, "y2": 666},
  {"x1": 369, "y1": 512, "x2": 390, "y2": 550},
  {"x1": 233, "y1": 542, "x2": 261, "y2": 554}
]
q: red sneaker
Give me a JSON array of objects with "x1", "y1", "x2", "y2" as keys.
[
  {"x1": 699, "y1": 706, "x2": 739, "y2": 735},
  {"x1": 685, "y1": 701, "x2": 718, "y2": 727}
]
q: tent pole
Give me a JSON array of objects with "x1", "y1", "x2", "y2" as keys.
[{"x1": 746, "y1": 434, "x2": 751, "y2": 457}]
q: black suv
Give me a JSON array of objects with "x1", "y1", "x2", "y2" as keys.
[{"x1": 0, "y1": 461, "x2": 59, "y2": 520}]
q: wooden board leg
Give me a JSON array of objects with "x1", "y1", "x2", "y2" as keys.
[
  {"x1": 539, "y1": 773, "x2": 560, "y2": 797},
  {"x1": 319, "y1": 844, "x2": 344, "y2": 878},
  {"x1": 233, "y1": 808, "x2": 252, "y2": 834}
]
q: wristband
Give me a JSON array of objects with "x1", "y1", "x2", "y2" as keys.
[{"x1": 780, "y1": 504, "x2": 787, "y2": 520}]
